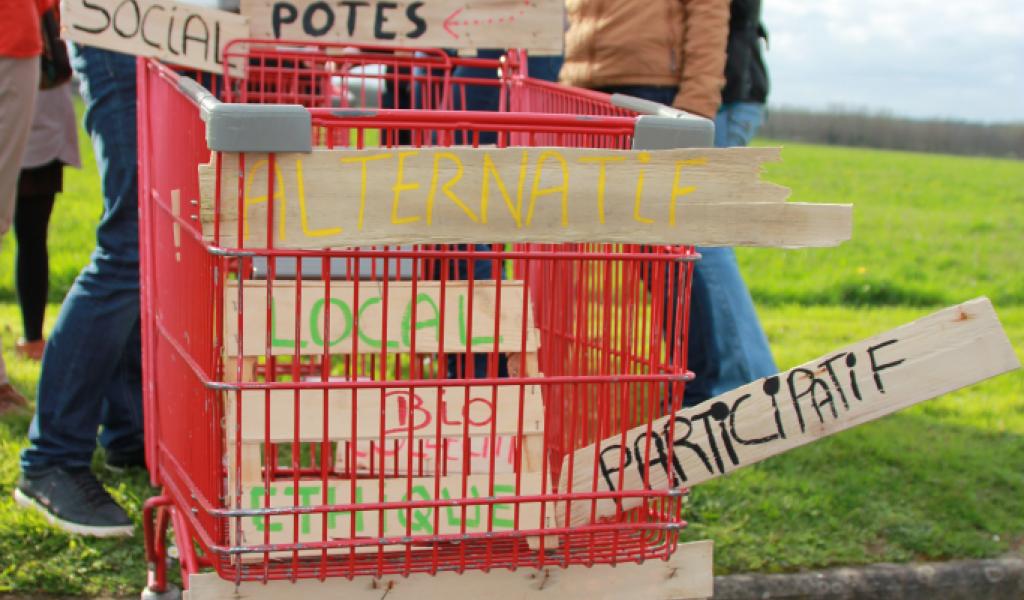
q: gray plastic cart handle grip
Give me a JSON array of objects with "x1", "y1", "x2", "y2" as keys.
[
  {"x1": 176, "y1": 76, "x2": 313, "y2": 153},
  {"x1": 610, "y1": 94, "x2": 716, "y2": 150}
]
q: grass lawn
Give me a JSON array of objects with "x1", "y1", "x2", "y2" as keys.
[{"x1": 0, "y1": 131, "x2": 1022, "y2": 594}]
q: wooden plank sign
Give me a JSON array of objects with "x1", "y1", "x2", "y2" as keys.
[
  {"x1": 240, "y1": 0, "x2": 564, "y2": 54},
  {"x1": 186, "y1": 540, "x2": 714, "y2": 600},
  {"x1": 224, "y1": 280, "x2": 539, "y2": 357},
  {"x1": 61, "y1": 0, "x2": 249, "y2": 74},
  {"x1": 342, "y1": 432, "x2": 545, "y2": 475},
  {"x1": 234, "y1": 472, "x2": 545, "y2": 547},
  {"x1": 236, "y1": 383, "x2": 545, "y2": 442},
  {"x1": 557, "y1": 297, "x2": 1020, "y2": 527},
  {"x1": 198, "y1": 147, "x2": 852, "y2": 249}
]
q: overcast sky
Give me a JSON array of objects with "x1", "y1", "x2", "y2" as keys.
[{"x1": 762, "y1": 0, "x2": 1024, "y2": 123}]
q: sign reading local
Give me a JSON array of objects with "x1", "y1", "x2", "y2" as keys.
[
  {"x1": 61, "y1": 0, "x2": 250, "y2": 73},
  {"x1": 240, "y1": 0, "x2": 564, "y2": 53}
]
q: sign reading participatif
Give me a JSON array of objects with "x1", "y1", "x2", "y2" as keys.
[
  {"x1": 557, "y1": 297, "x2": 1020, "y2": 527},
  {"x1": 241, "y1": 0, "x2": 564, "y2": 53},
  {"x1": 61, "y1": 0, "x2": 249, "y2": 74},
  {"x1": 198, "y1": 147, "x2": 853, "y2": 248}
]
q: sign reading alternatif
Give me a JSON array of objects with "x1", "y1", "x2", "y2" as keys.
[
  {"x1": 240, "y1": 0, "x2": 563, "y2": 54},
  {"x1": 61, "y1": 0, "x2": 249, "y2": 74},
  {"x1": 199, "y1": 147, "x2": 852, "y2": 249},
  {"x1": 557, "y1": 297, "x2": 1020, "y2": 527}
]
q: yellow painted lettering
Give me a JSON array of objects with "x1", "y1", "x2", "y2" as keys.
[
  {"x1": 391, "y1": 150, "x2": 422, "y2": 225},
  {"x1": 296, "y1": 158, "x2": 343, "y2": 238},
  {"x1": 425, "y1": 151, "x2": 477, "y2": 224},
  {"x1": 526, "y1": 150, "x2": 570, "y2": 227},
  {"x1": 669, "y1": 157, "x2": 706, "y2": 225},
  {"x1": 339, "y1": 152, "x2": 393, "y2": 230},
  {"x1": 632, "y1": 151, "x2": 654, "y2": 224},
  {"x1": 577, "y1": 155, "x2": 626, "y2": 225},
  {"x1": 480, "y1": 151, "x2": 527, "y2": 227},
  {"x1": 243, "y1": 158, "x2": 287, "y2": 242}
]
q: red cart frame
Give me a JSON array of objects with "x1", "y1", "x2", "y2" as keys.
[{"x1": 136, "y1": 41, "x2": 712, "y2": 596}]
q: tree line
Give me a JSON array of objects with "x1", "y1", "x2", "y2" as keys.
[{"x1": 759, "y1": 107, "x2": 1024, "y2": 159}]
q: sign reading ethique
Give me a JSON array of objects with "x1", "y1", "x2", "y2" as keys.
[
  {"x1": 240, "y1": 0, "x2": 564, "y2": 54},
  {"x1": 558, "y1": 297, "x2": 1020, "y2": 527},
  {"x1": 61, "y1": 0, "x2": 249, "y2": 74},
  {"x1": 198, "y1": 147, "x2": 852, "y2": 249}
]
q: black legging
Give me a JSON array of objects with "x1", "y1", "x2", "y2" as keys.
[{"x1": 13, "y1": 192, "x2": 56, "y2": 342}]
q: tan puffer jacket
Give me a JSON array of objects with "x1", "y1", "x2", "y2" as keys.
[{"x1": 559, "y1": 0, "x2": 729, "y2": 119}]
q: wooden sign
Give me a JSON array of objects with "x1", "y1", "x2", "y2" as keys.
[
  {"x1": 236, "y1": 472, "x2": 545, "y2": 547},
  {"x1": 236, "y1": 383, "x2": 545, "y2": 442},
  {"x1": 224, "y1": 280, "x2": 539, "y2": 357},
  {"x1": 240, "y1": 0, "x2": 563, "y2": 54},
  {"x1": 61, "y1": 0, "x2": 249, "y2": 74},
  {"x1": 343, "y1": 432, "x2": 545, "y2": 475},
  {"x1": 188, "y1": 539, "x2": 714, "y2": 600},
  {"x1": 557, "y1": 297, "x2": 1020, "y2": 527},
  {"x1": 198, "y1": 147, "x2": 852, "y2": 249}
]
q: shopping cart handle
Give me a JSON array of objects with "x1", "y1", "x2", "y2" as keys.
[
  {"x1": 176, "y1": 76, "x2": 313, "y2": 153},
  {"x1": 610, "y1": 93, "x2": 704, "y2": 121}
]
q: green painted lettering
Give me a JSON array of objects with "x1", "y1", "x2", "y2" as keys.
[
  {"x1": 309, "y1": 297, "x2": 354, "y2": 347},
  {"x1": 400, "y1": 292, "x2": 441, "y2": 347}
]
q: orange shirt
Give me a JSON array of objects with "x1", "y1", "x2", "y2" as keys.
[{"x1": 0, "y1": 0, "x2": 55, "y2": 58}]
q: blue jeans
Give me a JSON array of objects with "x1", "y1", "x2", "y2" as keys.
[
  {"x1": 599, "y1": 87, "x2": 776, "y2": 405},
  {"x1": 715, "y1": 102, "x2": 764, "y2": 148},
  {"x1": 21, "y1": 46, "x2": 143, "y2": 473}
]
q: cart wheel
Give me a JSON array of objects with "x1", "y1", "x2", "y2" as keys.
[{"x1": 140, "y1": 583, "x2": 181, "y2": 600}]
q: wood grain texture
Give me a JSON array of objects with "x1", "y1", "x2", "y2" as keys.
[
  {"x1": 558, "y1": 297, "x2": 1020, "y2": 527},
  {"x1": 198, "y1": 147, "x2": 850, "y2": 249},
  {"x1": 186, "y1": 539, "x2": 714, "y2": 600}
]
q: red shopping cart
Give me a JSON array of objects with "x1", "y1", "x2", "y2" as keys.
[{"x1": 136, "y1": 41, "x2": 711, "y2": 598}]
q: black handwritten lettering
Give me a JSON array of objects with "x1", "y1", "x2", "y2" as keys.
[
  {"x1": 112, "y1": 0, "x2": 141, "y2": 38},
  {"x1": 182, "y1": 15, "x2": 210, "y2": 60},
  {"x1": 140, "y1": 4, "x2": 164, "y2": 49},
  {"x1": 662, "y1": 416, "x2": 713, "y2": 485},
  {"x1": 730, "y1": 393, "x2": 782, "y2": 446},
  {"x1": 709, "y1": 401, "x2": 740, "y2": 468},
  {"x1": 691, "y1": 406, "x2": 725, "y2": 474},
  {"x1": 845, "y1": 352, "x2": 863, "y2": 400},
  {"x1": 762, "y1": 376, "x2": 787, "y2": 439},
  {"x1": 406, "y1": 1, "x2": 426, "y2": 38},
  {"x1": 166, "y1": 10, "x2": 179, "y2": 56},
  {"x1": 819, "y1": 353, "x2": 851, "y2": 410},
  {"x1": 374, "y1": 1, "x2": 398, "y2": 40},
  {"x1": 213, "y1": 21, "x2": 222, "y2": 64},
  {"x1": 302, "y1": 1, "x2": 335, "y2": 37},
  {"x1": 632, "y1": 430, "x2": 672, "y2": 490},
  {"x1": 340, "y1": 0, "x2": 370, "y2": 36},
  {"x1": 867, "y1": 339, "x2": 904, "y2": 393},
  {"x1": 74, "y1": 0, "x2": 111, "y2": 34},
  {"x1": 597, "y1": 443, "x2": 631, "y2": 492},
  {"x1": 271, "y1": 2, "x2": 299, "y2": 38}
]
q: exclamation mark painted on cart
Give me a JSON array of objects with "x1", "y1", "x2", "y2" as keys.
[{"x1": 171, "y1": 189, "x2": 182, "y2": 262}]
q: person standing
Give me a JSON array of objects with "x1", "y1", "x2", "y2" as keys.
[
  {"x1": 14, "y1": 81, "x2": 81, "y2": 361},
  {"x1": 15, "y1": 43, "x2": 142, "y2": 537},
  {"x1": 560, "y1": 0, "x2": 776, "y2": 406},
  {"x1": 0, "y1": 0, "x2": 50, "y2": 415},
  {"x1": 717, "y1": 0, "x2": 770, "y2": 148}
]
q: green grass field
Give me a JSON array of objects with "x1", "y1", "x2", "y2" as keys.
[{"x1": 0, "y1": 132, "x2": 1022, "y2": 594}]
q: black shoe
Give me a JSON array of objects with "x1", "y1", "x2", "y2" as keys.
[
  {"x1": 104, "y1": 447, "x2": 147, "y2": 473},
  {"x1": 14, "y1": 467, "x2": 134, "y2": 537}
]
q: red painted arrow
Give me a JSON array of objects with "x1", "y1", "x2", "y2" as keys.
[{"x1": 444, "y1": 1, "x2": 532, "y2": 40}]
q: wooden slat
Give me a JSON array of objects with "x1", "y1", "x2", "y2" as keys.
[
  {"x1": 340, "y1": 432, "x2": 545, "y2": 476},
  {"x1": 558, "y1": 297, "x2": 1021, "y2": 527},
  {"x1": 186, "y1": 540, "x2": 714, "y2": 600},
  {"x1": 233, "y1": 472, "x2": 545, "y2": 547},
  {"x1": 61, "y1": 0, "x2": 249, "y2": 74},
  {"x1": 198, "y1": 147, "x2": 851, "y2": 249},
  {"x1": 224, "y1": 280, "x2": 539, "y2": 357},
  {"x1": 237, "y1": 383, "x2": 544, "y2": 443},
  {"x1": 240, "y1": 0, "x2": 565, "y2": 54}
]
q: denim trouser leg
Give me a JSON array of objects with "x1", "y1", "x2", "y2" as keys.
[
  {"x1": 714, "y1": 102, "x2": 764, "y2": 148},
  {"x1": 21, "y1": 46, "x2": 142, "y2": 473}
]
